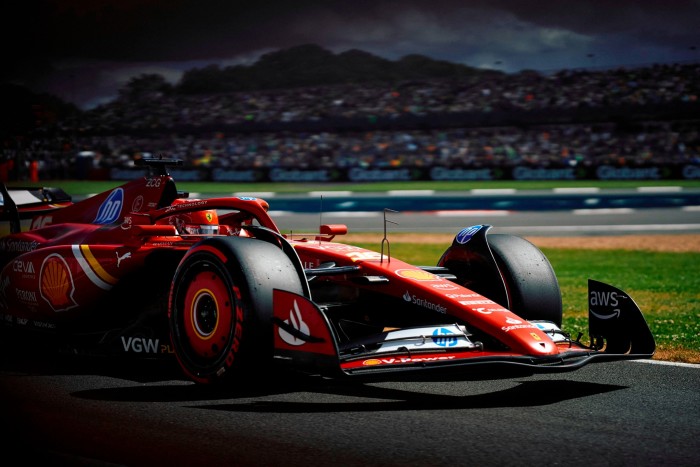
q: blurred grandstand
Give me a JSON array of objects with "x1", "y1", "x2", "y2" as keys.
[{"x1": 2, "y1": 44, "x2": 699, "y2": 183}]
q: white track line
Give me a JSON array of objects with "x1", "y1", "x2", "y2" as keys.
[
  {"x1": 234, "y1": 191, "x2": 276, "y2": 198},
  {"x1": 388, "y1": 190, "x2": 435, "y2": 196},
  {"x1": 323, "y1": 212, "x2": 382, "y2": 217},
  {"x1": 553, "y1": 187, "x2": 601, "y2": 193},
  {"x1": 634, "y1": 360, "x2": 700, "y2": 368},
  {"x1": 435, "y1": 210, "x2": 511, "y2": 216},
  {"x1": 497, "y1": 224, "x2": 700, "y2": 232},
  {"x1": 636, "y1": 186, "x2": 683, "y2": 192},
  {"x1": 308, "y1": 191, "x2": 353, "y2": 197},
  {"x1": 573, "y1": 208, "x2": 635, "y2": 214},
  {"x1": 470, "y1": 188, "x2": 517, "y2": 195}
]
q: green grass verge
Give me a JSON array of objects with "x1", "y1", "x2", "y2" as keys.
[
  {"x1": 9, "y1": 178, "x2": 700, "y2": 196},
  {"x1": 544, "y1": 248, "x2": 700, "y2": 356},
  {"x1": 351, "y1": 242, "x2": 700, "y2": 359}
]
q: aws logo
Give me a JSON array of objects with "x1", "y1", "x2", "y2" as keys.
[{"x1": 589, "y1": 290, "x2": 619, "y2": 307}]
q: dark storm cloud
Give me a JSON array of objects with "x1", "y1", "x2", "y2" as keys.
[
  {"x1": 6, "y1": 0, "x2": 700, "y2": 108},
  {"x1": 15, "y1": 0, "x2": 698, "y2": 60}
]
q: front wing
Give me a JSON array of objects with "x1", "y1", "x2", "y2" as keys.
[{"x1": 271, "y1": 279, "x2": 656, "y2": 380}]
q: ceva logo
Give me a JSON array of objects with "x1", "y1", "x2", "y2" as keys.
[{"x1": 94, "y1": 188, "x2": 124, "y2": 224}]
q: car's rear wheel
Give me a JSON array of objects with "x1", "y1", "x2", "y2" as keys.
[
  {"x1": 487, "y1": 234, "x2": 563, "y2": 326},
  {"x1": 169, "y1": 237, "x2": 304, "y2": 384}
]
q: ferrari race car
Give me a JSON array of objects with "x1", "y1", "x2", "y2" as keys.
[{"x1": 0, "y1": 158, "x2": 655, "y2": 384}]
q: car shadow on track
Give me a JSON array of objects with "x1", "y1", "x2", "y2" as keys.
[
  {"x1": 192, "y1": 379, "x2": 627, "y2": 412},
  {"x1": 1, "y1": 347, "x2": 627, "y2": 410},
  {"x1": 70, "y1": 371, "x2": 627, "y2": 410}
]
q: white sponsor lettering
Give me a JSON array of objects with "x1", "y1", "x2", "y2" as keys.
[
  {"x1": 269, "y1": 168, "x2": 332, "y2": 182},
  {"x1": 446, "y1": 293, "x2": 481, "y2": 299},
  {"x1": 682, "y1": 164, "x2": 700, "y2": 179},
  {"x1": 596, "y1": 165, "x2": 661, "y2": 180},
  {"x1": 589, "y1": 290, "x2": 619, "y2": 307},
  {"x1": 16, "y1": 289, "x2": 37, "y2": 303},
  {"x1": 121, "y1": 336, "x2": 160, "y2": 353},
  {"x1": 501, "y1": 324, "x2": 537, "y2": 332},
  {"x1": 13, "y1": 260, "x2": 35, "y2": 274},
  {"x1": 403, "y1": 291, "x2": 447, "y2": 314},
  {"x1": 513, "y1": 166, "x2": 576, "y2": 180},
  {"x1": 430, "y1": 167, "x2": 494, "y2": 181},
  {"x1": 382, "y1": 355, "x2": 456, "y2": 364},
  {"x1": 348, "y1": 167, "x2": 412, "y2": 182}
]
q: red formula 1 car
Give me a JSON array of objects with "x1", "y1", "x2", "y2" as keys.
[{"x1": 0, "y1": 158, "x2": 655, "y2": 384}]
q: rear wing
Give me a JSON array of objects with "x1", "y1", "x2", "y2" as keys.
[{"x1": 0, "y1": 183, "x2": 73, "y2": 232}]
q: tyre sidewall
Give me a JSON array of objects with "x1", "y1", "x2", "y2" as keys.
[
  {"x1": 169, "y1": 237, "x2": 303, "y2": 384},
  {"x1": 488, "y1": 234, "x2": 563, "y2": 326}
]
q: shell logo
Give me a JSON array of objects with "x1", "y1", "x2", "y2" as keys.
[
  {"x1": 362, "y1": 359, "x2": 383, "y2": 366},
  {"x1": 395, "y1": 269, "x2": 439, "y2": 281},
  {"x1": 39, "y1": 254, "x2": 77, "y2": 312}
]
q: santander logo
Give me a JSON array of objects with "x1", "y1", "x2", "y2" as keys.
[{"x1": 278, "y1": 300, "x2": 309, "y2": 346}]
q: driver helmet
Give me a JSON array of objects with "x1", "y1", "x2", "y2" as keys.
[{"x1": 158, "y1": 199, "x2": 219, "y2": 235}]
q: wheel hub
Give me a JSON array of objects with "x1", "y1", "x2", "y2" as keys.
[{"x1": 193, "y1": 292, "x2": 218, "y2": 336}]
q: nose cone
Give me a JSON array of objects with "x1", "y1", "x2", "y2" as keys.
[{"x1": 500, "y1": 325, "x2": 559, "y2": 356}]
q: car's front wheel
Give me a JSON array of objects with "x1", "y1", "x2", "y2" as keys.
[
  {"x1": 168, "y1": 237, "x2": 304, "y2": 384},
  {"x1": 487, "y1": 234, "x2": 563, "y2": 326}
]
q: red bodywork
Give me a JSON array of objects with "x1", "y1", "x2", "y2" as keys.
[{"x1": 0, "y1": 160, "x2": 655, "y2": 381}]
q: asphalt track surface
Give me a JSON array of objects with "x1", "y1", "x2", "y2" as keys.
[
  {"x1": 1, "y1": 190, "x2": 698, "y2": 466},
  {"x1": 0, "y1": 351, "x2": 697, "y2": 466},
  {"x1": 219, "y1": 187, "x2": 700, "y2": 236},
  {"x1": 271, "y1": 205, "x2": 700, "y2": 237}
]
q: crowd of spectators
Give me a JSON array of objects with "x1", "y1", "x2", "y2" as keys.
[
  {"x1": 4, "y1": 61, "x2": 700, "y2": 179},
  {"x1": 75, "y1": 62, "x2": 700, "y2": 131},
  {"x1": 24, "y1": 120, "x2": 697, "y2": 178}
]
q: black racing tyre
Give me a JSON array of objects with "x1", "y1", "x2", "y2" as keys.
[
  {"x1": 487, "y1": 234, "x2": 563, "y2": 326},
  {"x1": 169, "y1": 237, "x2": 304, "y2": 384}
]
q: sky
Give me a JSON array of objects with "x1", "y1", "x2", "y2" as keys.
[{"x1": 5, "y1": 0, "x2": 700, "y2": 110}]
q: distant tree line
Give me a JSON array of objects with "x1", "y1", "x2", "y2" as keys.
[
  {"x1": 175, "y1": 43, "x2": 501, "y2": 93},
  {"x1": 2, "y1": 44, "x2": 699, "y2": 139},
  {"x1": 117, "y1": 43, "x2": 502, "y2": 99}
]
